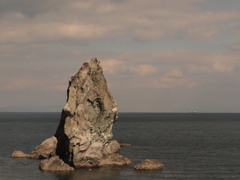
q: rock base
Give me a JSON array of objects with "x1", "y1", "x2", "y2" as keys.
[
  {"x1": 11, "y1": 139, "x2": 131, "y2": 170},
  {"x1": 11, "y1": 136, "x2": 57, "y2": 160},
  {"x1": 31, "y1": 136, "x2": 57, "y2": 159},
  {"x1": 39, "y1": 156, "x2": 74, "y2": 172}
]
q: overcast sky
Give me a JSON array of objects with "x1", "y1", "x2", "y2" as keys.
[{"x1": 1, "y1": 0, "x2": 240, "y2": 112}]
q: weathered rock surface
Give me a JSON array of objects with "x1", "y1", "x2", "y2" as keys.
[
  {"x1": 134, "y1": 159, "x2": 164, "y2": 170},
  {"x1": 53, "y1": 58, "x2": 130, "y2": 168},
  {"x1": 39, "y1": 156, "x2": 74, "y2": 171}
]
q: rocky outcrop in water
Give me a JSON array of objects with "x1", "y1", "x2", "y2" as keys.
[
  {"x1": 134, "y1": 159, "x2": 164, "y2": 170},
  {"x1": 12, "y1": 58, "x2": 131, "y2": 171},
  {"x1": 11, "y1": 151, "x2": 33, "y2": 158},
  {"x1": 11, "y1": 136, "x2": 57, "y2": 160},
  {"x1": 54, "y1": 58, "x2": 130, "y2": 168},
  {"x1": 31, "y1": 136, "x2": 57, "y2": 159}
]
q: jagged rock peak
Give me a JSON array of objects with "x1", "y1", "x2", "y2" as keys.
[{"x1": 63, "y1": 58, "x2": 117, "y2": 118}]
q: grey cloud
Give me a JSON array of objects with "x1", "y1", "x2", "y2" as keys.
[
  {"x1": 228, "y1": 42, "x2": 240, "y2": 52},
  {"x1": 0, "y1": 0, "x2": 64, "y2": 17},
  {"x1": 111, "y1": 0, "x2": 127, "y2": 3},
  {"x1": 1, "y1": 0, "x2": 239, "y2": 45}
]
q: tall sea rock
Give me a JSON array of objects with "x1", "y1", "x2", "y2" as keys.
[
  {"x1": 54, "y1": 58, "x2": 130, "y2": 168},
  {"x1": 12, "y1": 58, "x2": 131, "y2": 170}
]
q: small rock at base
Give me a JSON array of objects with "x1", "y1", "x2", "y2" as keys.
[
  {"x1": 99, "y1": 154, "x2": 131, "y2": 166},
  {"x1": 11, "y1": 151, "x2": 32, "y2": 158},
  {"x1": 134, "y1": 159, "x2": 164, "y2": 170},
  {"x1": 31, "y1": 136, "x2": 57, "y2": 159},
  {"x1": 39, "y1": 156, "x2": 74, "y2": 172}
]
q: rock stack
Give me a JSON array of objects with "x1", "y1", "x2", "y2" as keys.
[
  {"x1": 12, "y1": 58, "x2": 131, "y2": 171},
  {"x1": 54, "y1": 58, "x2": 130, "y2": 168}
]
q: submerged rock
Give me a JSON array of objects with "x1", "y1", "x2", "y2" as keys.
[
  {"x1": 134, "y1": 159, "x2": 164, "y2": 170},
  {"x1": 39, "y1": 156, "x2": 74, "y2": 171}
]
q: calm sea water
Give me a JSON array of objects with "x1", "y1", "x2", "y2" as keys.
[{"x1": 0, "y1": 112, "x2": 240, "y2": 180}]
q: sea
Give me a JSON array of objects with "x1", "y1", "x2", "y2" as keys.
[{"x1": 0, "y1": 112, "x2": 240, "y2": 180}]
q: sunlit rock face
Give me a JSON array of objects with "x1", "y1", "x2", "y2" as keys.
[{"x1": 54, "y1": 58, "x2": 130, "y2": 168}]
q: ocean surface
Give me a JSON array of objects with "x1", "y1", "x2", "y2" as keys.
[{"x1": 1, "y1": 112, "x2": 240, "y2": 180}]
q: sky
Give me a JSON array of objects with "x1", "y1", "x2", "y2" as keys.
[{"x1": 1, "y1": 0, "x2": 240, "y2": 112}]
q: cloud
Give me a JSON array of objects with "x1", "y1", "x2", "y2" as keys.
[
  {"x1": 186, "y1": 25, "x2": 221, "y2": 40},
  {"x1": 130, "y1": 64, "x2": 157, "y2": 76},
  {"x1": 1, "y1": 0, "x2": 240, "y2": 112},
  {"x1": 0, "y1": 22, "x2": 121, "y2": 44},
  {"x1": 164, "y1": 70, "x2": 184, "y2": 77},
  {"x1": 146, "y1": 69, "x2": 196, "y2": 89},
  {"x1": 185, "y1": 53, "x2": 238, "y2": 74},
  {"x1": 101, "y1": 59, "x2": 126, "y2": 74},
  {"x1": 2, "y1": 49, "x2": 237, "y2": 92},
  {"x1": 98, "y1": 50, "x2": 240, "y2": 90},
  {"x1": 229, "y1": 42, "x2": 240, "y2": 52},
  {"x1": 0, "y1": 75, "x2": 67, "y2": 92},
  {"x1": 0, "y1": 0, "x2": 67, "y2": 17},
  {"x1": 101, "y1": 58, "x2": 157, "y2": 77},
  {"x1": 0, "y1": 77, "x2": 40, "y2": 91},
  {"x1": 187, "y1": 62, "x2": 234, "y2": 74},
  {"x1": 1, "y1": 0, "x2": 240, "y2": 45},
  {"x1": 212, "y1": 62, "x2": 234, "y2": 73},
  {"x1": 232, "y1": 26, "x2": 240, "y2": 35},
  {"x1": 148, "y1": 77, "x2": 197, "y2": 89}
]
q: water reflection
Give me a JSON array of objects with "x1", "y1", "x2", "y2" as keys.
[{"x1": 45, "y1": 166, "x2": 122, "y2": 180}]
